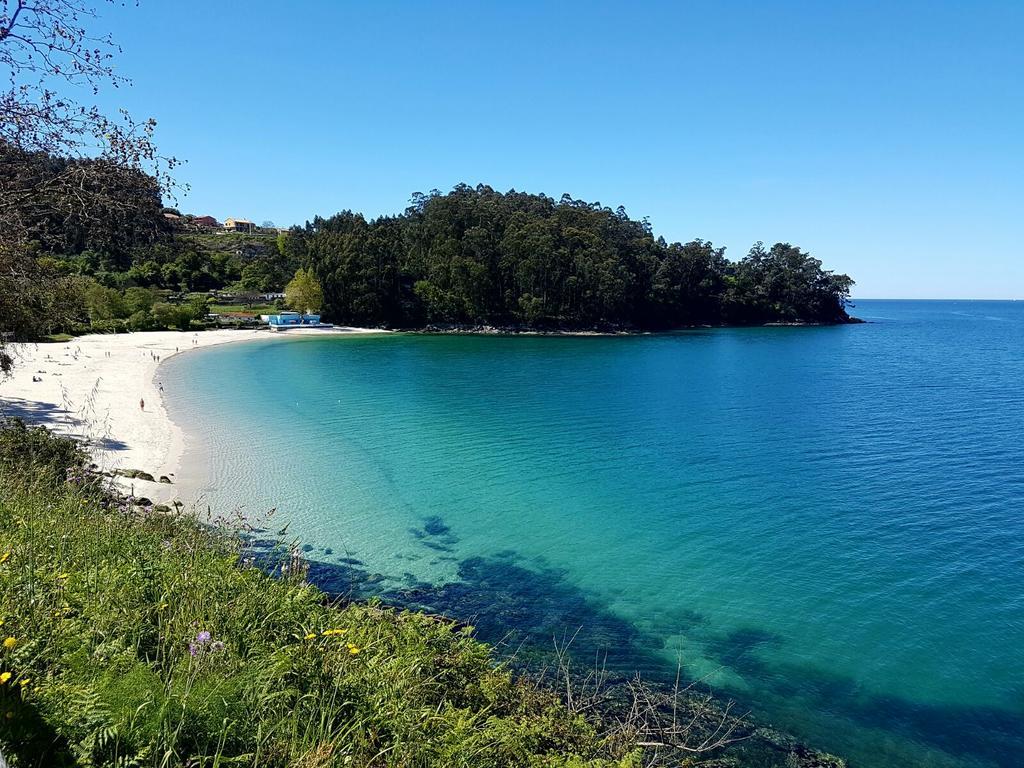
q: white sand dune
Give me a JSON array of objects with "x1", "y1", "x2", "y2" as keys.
[{"x1": 0, "y1": 327, "x2": 385, "y2": 503}]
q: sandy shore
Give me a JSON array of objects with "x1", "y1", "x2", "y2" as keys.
[{"x1": 0, "y1": 327, "x2": 385, "y2": 503}]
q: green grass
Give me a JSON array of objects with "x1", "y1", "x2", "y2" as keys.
[
  {"x1": 0, "y1": 422, "x2": 843, "y2": 768},
  {"x1": 0, "y1": 450, "x2": 639, "y2": 767}
]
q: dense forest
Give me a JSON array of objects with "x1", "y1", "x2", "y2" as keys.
[
  {"x1": 3, "y1": 146, "x2": 855, "y2": 339},
  {"x1": 302, "y1": 184, "x2": 855, "y2": 330},
  {"x1": 1, "y1": 143, "x2": 304, "y2": 338}
]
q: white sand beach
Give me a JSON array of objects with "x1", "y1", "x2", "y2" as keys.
[{"x1": 0, "y1": 327, "x2": 384, "y2": 504}]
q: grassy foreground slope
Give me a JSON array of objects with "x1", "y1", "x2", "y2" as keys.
[{"x1": 0, "y1": 427, "x2": 638, "y2": 768}]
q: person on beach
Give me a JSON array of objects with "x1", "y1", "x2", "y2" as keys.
[{"x1": 140, "y1": 398, "x2": 145, "y2": 411}]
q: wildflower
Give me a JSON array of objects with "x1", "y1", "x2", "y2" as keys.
[
  {"x1": 347, "y1": 644, "x2": 361, "y2": 655},
  {"x1": 19, "y1": 678, "x2": 30, "y2": 687},
  {"x1": 2, "y1": 637, "x2": 16, "y2": 651},
  {"x1": 0, "y1": 672, "x2": 11, "y2": 684},
  {"x1": 304, "y1": 633, "x2": 317, "y2": 640},
  {"x1": 0, "y1": 552, "x2": 10, "y2": 564},
  {"x1": 321, "y1": 628, "x2": 347, "y2": 637},
  {"x1": 188, "y1": 643, "x2": 198, "y2": 657},
  {"x1": 195, "y1": 631, "x2": 211, "y2": 644}
]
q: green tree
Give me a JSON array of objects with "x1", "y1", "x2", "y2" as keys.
[
  {"x1": 150, "y1": 303, "x2": 194, "y2": 330},
  {"x1": 123, "y1": 287, "x2": 157, "y2": 316},
  {"x1": 306, "y1": 185, "x2": 854, "y2": 330},
  {"x1": 187, "y1": 294, "x2": 210, "y2": 320},
  {"x1": 286, "y1": 268, "x2": 324, "y2": 313},
  {"x1": 127, "y1": 310, "x2": 155, "y2": 332},
  {"x1": 80, "y1": 279, "x2": 127, "y2": 322},
  {"x1": 239, "y1": 260, "x2": 278, "y2": 292}
]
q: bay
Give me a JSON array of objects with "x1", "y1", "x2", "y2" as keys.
[{"x1": 163, "y1": 300, "x2": 1024, "y2": 767}]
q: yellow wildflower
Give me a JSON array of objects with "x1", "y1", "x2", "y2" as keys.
[
  {"x1": 347, "y1": 644, "x2": 361, "y2": 655},
  {"x1": 304, "y1": 633, "x2": 317, "y2": 640},
  {"x1": 0, "y1": 552, "x2": 10, "y2": 564},
  {"x1": 19, "y1": 678, "x2": 30, "y2": 687},
  {"x1": 321, "y1": 628, "x2": 347, "y2": 637},
  {"x1": 2, "y1": 637, "x2": 16, "y2": 651},
  {"x1": 0, "y1": 672, "x2": 11, "y2": 684}
]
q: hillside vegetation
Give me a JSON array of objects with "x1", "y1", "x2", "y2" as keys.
[
  {"x1": 0, "y1": 422, "x2": 640, "y2": 767},
  {"x1": 306, "y1": 185, "x2": 855, "y2": 330},
  {"x1": 3, "y1": 144, "x2": 854, "y2": 341},
  {"x1": 0, "y1": 421, "x2": 848, "y2": 768}
]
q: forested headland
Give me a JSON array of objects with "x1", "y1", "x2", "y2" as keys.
[
  {"x1": 305, "y1": 185, "x2": 855, "y2": 330},
  {"x1": 3, "y1": 147, "x2": 855, "y2": 340}
]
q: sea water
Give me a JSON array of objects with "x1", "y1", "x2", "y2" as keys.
[{"x1": 163, "y1": 300, "x2": 1024, "y2": 767}]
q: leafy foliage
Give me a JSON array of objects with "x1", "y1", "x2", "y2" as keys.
[
  {"x1": 305, "y1": 185, "x2": 855, "y2": 330},
  {"x1": 285, "y1": 268, "x2": 323, "y2": 313},
  {"x1": 0, "y1": 418, "x2": 85, "y2": 485},
  {"x1": 0, "y1": 429, "x2": 640, "y2": 768},
  {"x1": 1, "y1": 143, "x2": 171, "y2": 266}
]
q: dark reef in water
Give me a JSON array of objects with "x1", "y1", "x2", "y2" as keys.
[{"x1": 242, "y1": 522, "x2": 1024, "y2": 768}]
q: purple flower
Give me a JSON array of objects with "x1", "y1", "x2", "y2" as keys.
[
  {"x1": 188, "y1": 643, "x2": 198, "y2": 657},
  {"x1": 196, "y1": 631, "x2": 211, "y2": 644}
]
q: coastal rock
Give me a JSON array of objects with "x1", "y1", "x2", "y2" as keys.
[
  {"x1": 115, "y1": 468, "x2": 155, "y2": 482},
  {"x1": 158, "y1": 475, "x2": 172, "y2": 484}
]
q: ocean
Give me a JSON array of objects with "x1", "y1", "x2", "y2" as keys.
[{"x1": 163, "y1": 299, "x2": 1024, "y2": 767}]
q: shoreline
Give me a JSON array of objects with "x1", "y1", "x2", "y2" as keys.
[
  {"x1": 0, "y1": 319, "x2": 857, "y2": 503},
  {"x1": 402, "y1": 317, "x2": 863, "y2": 335},
  {"x1": 0, "y1": 327, "x2": 386, "y2": 503},
  {"x1": 2, "y1": 325, "x2": 869, "y2": 766}
]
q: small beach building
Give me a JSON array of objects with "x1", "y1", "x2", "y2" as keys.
[{"x1": 261, "y1": 311, "x2": 328, "y2": 330}]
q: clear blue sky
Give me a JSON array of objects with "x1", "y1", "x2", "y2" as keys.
[{"x1": 95, "y1": 1, "x2": 1022, "y2": 299}]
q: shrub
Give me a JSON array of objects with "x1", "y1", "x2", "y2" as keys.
[
  {"x1": 0, "y1": 418, "x2": 86, "y2": 485},
  {"x1": 0, "y1": 425, "x2": 637, "y2": 768},
  {"x1": 89, "y1": 319, "x2": 128, "y2": 334},
  {"x1": 0, "y1": 481, "x2": 638, "y2": 767},
  {"x1": 127, "y1": 310, "x2": 155, "y2": 332}
]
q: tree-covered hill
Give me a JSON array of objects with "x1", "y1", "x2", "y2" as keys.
[
  {"x1": 303, "y1": 184, "x2": 855, "y2": 330},
  {"x1": 3, "y1": 151, "x2": 855, "y2": 339}
]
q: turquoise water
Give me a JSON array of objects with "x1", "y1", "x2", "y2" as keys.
[{"x1": 163, "y1": 300, "x2": 1024, "y2": 767}]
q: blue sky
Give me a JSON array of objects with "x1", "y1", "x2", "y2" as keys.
[{"x1": 94, "y1": 1, "x2": 1022, "y2": 298}]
